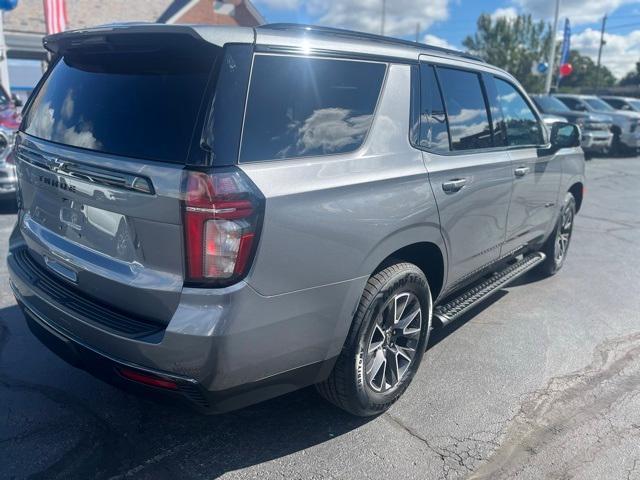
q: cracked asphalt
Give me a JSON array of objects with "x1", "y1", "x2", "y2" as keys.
[{"x1": 1, "y1": 157, "x2": 640, "y2": 480}]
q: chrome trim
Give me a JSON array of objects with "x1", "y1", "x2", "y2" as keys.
[{"x1": 16, "y1": 145, "x2": 155, "y2": 195}]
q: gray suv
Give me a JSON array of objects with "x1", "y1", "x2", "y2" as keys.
[{"x1": 8, "y1": 23, "x2": 585, "y2": 416}]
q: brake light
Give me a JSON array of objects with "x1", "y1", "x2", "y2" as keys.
[{"x1": 183, "y1": 168, "x2": 263, "y2": 286}]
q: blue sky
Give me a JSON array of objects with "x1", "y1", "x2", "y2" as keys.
[{"x1": 253, "y1": 0, "x2": 640, "y2": 78}]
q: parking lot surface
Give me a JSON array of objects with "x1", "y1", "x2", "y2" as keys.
[{"x1": 1, "y1": 157, "x2": 640, "y2": 480}]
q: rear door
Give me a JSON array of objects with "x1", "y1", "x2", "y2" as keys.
[
  {"x1": 489, "y1": 76, "x2": 561, "y2": 252},
  {"x1": 15, "y1": 32, "x2": 221, "y2": 324},
  {"x1": 417, "y1": 61, "x2": 513, "y2": 287}
]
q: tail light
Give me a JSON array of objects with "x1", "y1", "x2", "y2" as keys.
[{"x1": 183, "y1": 168, "x2": 263, "y2": 286}]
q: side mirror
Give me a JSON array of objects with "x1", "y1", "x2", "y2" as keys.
[
  {"x1": 621, "y1": 104, "x2": 632, "y2": 111},
  {"x1": 11, "y1": 94, "x2": 23, "y2": 108},
  {"x1": 550, "y1": 122, "x2": 580, "y2": 151}
]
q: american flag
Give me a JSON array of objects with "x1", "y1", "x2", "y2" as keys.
[{"x1": 43, "y1": 0, "x2": 68, "y2": 35}]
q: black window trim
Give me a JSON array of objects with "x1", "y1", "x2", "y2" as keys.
[
  {"x1": 237, "y1": 51, "x2": 389, "y2": 164},
  {"x1": 410, "y1": 61, "x2": 549, "y2": 157}
]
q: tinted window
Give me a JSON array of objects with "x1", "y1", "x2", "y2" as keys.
[
  {"x1": 584, "y1": 97, "x2": 615, "y2": 111},
  {"x1": 23, "y1": 40, "x2": 218, "y2": 163},
  {"x1": 240, "y1": 55, "x2": 385, "y2": 162},
  {"x1": 494, "y1": 78, "x2": 542, "y2": 146},
  {"x1": 418, "y1": 64, "x2": 449, "y2": 152},
  {"x1": 532, "y1": 95, "x2": 571, "y2": 113},
  {"x1": 604, "y1": 98, "x2": 625, "y2": 109},
  {"x1": 557, "y1": 97, "x2": 585, "y2": 111},
  {"x1": 437, "y1": 67, "x2": 492, "y2": 151}
]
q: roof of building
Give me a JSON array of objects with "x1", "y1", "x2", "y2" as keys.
[{"x1": 4, "y1": 0, "x2": 263, "y2": 34}]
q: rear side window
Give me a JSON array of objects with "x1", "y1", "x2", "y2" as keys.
[
  {"x1": 436, "y1": 67, "x2": 492, "y2": 151},
  {"x1": 22, "y1": 39, "x2": 218, "y2": 163},
  {"x1": 418, "y1": 64, "x2": 449, "y2": 152},
  {"x1": 240, "y1": 55, "x2": 386, "y2": 162},
  {"x1": 494, "y1": 78, "x2": 542, "y2": 146}
]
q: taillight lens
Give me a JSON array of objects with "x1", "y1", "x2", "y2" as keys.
[{"x1": 183, "y1": 168, "x2": 263, "y2": 286}]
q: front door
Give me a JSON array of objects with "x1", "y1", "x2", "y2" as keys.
[
  {"x1": 490, "y1": 77, "x2": 562, "y2": 252},
  {"x1": 417, "y1": 62, "x2": 513, "y2": 287}
]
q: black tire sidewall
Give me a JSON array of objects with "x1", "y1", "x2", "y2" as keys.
[
  {"x1": 352, "y1": 266, "x2": 431, "y2": 414},
  {"x1": 546, "y1": 192, "x2": 576, "y2": 274}
]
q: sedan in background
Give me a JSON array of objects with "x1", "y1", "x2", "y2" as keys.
[
  {"x1": 554, "y1": 94, "x2": 640, "y2": 155},
  {"x1": 531, "y1": 94, "x2": 613, "y2": 158}
]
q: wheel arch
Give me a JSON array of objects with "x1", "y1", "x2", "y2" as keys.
[{"x1": 568, "y1": 182, "x2": 584, "y2": 212}]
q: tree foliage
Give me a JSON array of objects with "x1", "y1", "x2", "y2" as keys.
[
  {"x1": 463, "y1": 14, "x2": 552, "y2": 92},
  {"x1": 619, "y1": 61, "x2": 640, "y2": 86},
  {"x1": 557, "y1": 50, "x2": 616, "y2": 90}
]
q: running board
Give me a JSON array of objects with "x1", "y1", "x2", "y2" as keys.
[{"x1": 433, "y1": 252, "x2": 546, "y2": 326}]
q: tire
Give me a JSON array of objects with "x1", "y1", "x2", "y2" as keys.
[
  {"x1": 316, "y1": 262, "x2": 432, "y2": 416},
  {"x1": 538, "y1": 192, "x2": 576, "y2": 276}
]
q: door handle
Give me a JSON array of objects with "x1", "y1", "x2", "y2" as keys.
[
  {"x1": 514, "y1": 166, "x2": 530, "y2": 177},
  {"x1": 442, "y1": 178, "x2": 468, "y2": 193}
]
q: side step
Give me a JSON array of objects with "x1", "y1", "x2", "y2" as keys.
[{"x1": 433, "y1": 252, "x2": 546, "y2": 326}]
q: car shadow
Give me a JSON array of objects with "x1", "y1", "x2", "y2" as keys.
[
  {"x1": 1, "y1": 271, "x2": 537, "y2": 479},
  {"x1": 0, "y1": 198, "x2": 18, "y2": 215}
]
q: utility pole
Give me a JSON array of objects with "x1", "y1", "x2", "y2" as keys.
[
  {"x1": 544, "y1": 0, "x2": 560, "y2": 94},
  {"x1": 380, "y1": 0, "x2": 386, "y2": 36},
  {"x1": 415, "y1": 22, "x2": 420, "y2": 43},
  {"x1": 594, "y1": 14, "x2": 607, "y2": 93}
]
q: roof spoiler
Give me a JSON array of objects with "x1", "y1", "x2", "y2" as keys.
[{"x1": 43, "y1": 23, "x2": 254, "y2": 55}]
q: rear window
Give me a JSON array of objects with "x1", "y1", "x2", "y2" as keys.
[
  {"x1": 240, "y1": 55, "x2": 386, "y2": 162},
  {"x1": 22, "y1": 41, "x2": 217, "y2": 163}
]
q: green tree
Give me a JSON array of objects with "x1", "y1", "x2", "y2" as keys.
[
  {"x1": 619, "y1": 61, "x2": 640, "y2": 86},
  {"x1": 557, "y1": 50, "x2": 616, "y2": 90},
  {"x1": 463, "y1": 14, "x2": 552, "y2": 92}
]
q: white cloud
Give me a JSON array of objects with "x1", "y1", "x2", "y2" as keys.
[
  {"x1": 254, "y1": 0, "x2": 300, "y2": 10},
  {"x1": 571, "y1": 28, "x2": 640, "y2": 78},
  {"x1": 423, "y1": 34, "x2": 457, "y2": 50},
  {"x1": 514, "y1": 0, "x2": 640, "y2": 25},
  {"x1": 490, "y1": 7, "x2": 519, "y2": 21},
  {"x1": 305, "y1": 0, "x2": 450, "y2": 36}
]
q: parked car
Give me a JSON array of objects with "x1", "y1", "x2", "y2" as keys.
[
  {"x1": 554, "y1": 94, "x2": 640, "y2": 155},
  {"x1": 540, "y1": 112, "x2": 569, "y2": 126},
  {"x1": 531, "y1": 94, "x2": 613, "y2": 158},
  {"x1": 600, "y1": 95, "x2": 640, "y2": 113},
  {"x1": 8, "y1": 23, "x2": 585, "y2": 416},
  {"x1": 0, "y1": 126, "x2": 17, "y2": 197},
  {"x1": 0, "y1": 84, "x2": 22, "y2": 129}
]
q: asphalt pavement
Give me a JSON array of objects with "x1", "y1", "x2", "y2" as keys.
[{"x1": 1, "y1": 157, "x2": 640, "y2": 480}]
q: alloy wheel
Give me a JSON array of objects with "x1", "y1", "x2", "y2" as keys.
[
  {"x1": 365, "y1": 292, "x2": 422, "y2": 393},
  {"x1": 555, "y1": 205, "x2": 573, "y2": 264}
]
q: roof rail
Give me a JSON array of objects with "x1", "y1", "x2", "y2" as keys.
[{"x1": 258, "y1": 23, "x2": 485, "y2": 63}]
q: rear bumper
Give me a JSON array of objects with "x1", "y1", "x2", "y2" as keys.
[{"x1": 8, "y1": 243, "x2": 363, "y2": 413}]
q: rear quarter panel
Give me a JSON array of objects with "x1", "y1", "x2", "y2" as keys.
[{"x1": 239, "y1": 63, "x2": 444, "y2": 297}]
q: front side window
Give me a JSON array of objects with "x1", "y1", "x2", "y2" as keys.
[
  {"x1": 418, "y1": 64, "x2": 449, "y2": 152},
  {"x1": 240, "y1": 55, "x2": 386, "y2": 162},
  {"x1": 494, "y1": 78, "x2": 542, "y2": 147},
  {"x1": 436, "y1": 67, "x2": 492, "y2": 151}
]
